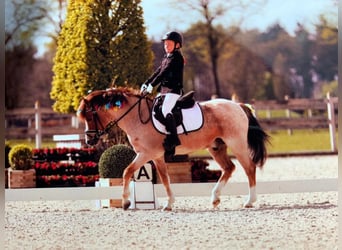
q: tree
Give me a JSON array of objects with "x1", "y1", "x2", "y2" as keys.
[
  {"x1": 5, "y1": 0, "x2": 49, "y2": 48},
  {"x1": 171, "y1": 0, "x2": 265, "y2": 98},
  {"x1": 293, "y1": 25, "x2": 315, "y2": 98},
  {"x1": 27, "y1": 56, "x2": 54, "y2": 108},
  {"x1": 5, "y1": 0, "x2": 48, "y2": 109},
  {"x1": 5, "y1": 45, "x2": 37, "y2": 109},
  {"x1": 5, "y1": 44, "x2": 54, "y2": 109},
  {"x1": 182, "y1": 22, "x2": 215, "y2": 100},
  {"x1": 5, "y1": 0, "x2": 68, "y2": 109},
  {"x1": 312, "y1": 16, "x2": 337, "y2": 81},
  {"x1": 272, "y1": 53, "x2": 291, "y2": 100},
  {"x1": 51, "y1": 0, "x2": 97, "y2": 113},
  {"x1": 41, "y1": 0, "x2": 67, "y2": 46},
  {"x1": 219, "y1": 42, "x2": 271, "y2": 102},
  {"x1": 241, "y1": 24, "x2": 304, "y2": 99},
  {"x1": 51, "y1": 0, "x2": 153, "y2": 113},
  {"x1": 199, "y1": 0, "x2": 223, "y2": 97},
  {"x1": 109, "y1": 0, "x2": 153, "y2": 86}
]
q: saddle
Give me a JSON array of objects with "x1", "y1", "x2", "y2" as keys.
[{"x1": 152, "y1": 91, "x2": 203, "y2": 135}]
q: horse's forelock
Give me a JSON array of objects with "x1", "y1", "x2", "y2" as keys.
[
  {"x1": 78, "y1": 87, "x2": 140, "y2": 118},
  {"x1": 86, "y1": 90, "x2": 106, "y2": 102},
  {"x1": 105, "y1": 86, "x2": 140, "y2": 97}
]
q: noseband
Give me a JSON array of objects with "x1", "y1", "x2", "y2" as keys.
[{"x1": 83, "y1": 93, "x2": 151, "y2": 144}]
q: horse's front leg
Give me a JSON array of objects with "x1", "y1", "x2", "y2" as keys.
[
  {"x1": 122, "y1": 155, "x2": 148, "y2": 210},
  {"x1": 154, "y1": 158, "x2": 175, "y2": 211}
]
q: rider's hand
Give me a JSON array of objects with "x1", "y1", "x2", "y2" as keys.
[
  {"x1": 140, "y1": 83, "x2": 153, "y2": 94},
  {"x1": 140, "y1": 84, "x2": 148, "y2": 94},
  {"x1": 146, "y1": 84, "x2": 153, "y2": 94}
]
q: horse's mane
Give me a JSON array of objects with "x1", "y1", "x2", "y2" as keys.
[
  {"x1": 77, "y1": 86, "x2": 141, "y2": 120},
  {"x1": 87, "y1": 87, "x2": 141, "y2": 101}
]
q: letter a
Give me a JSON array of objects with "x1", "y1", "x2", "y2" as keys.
[{"x1": 137, "y1": 166, "x2": 150, "y2": 180}]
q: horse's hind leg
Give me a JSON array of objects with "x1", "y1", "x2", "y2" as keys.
[
  {"x1": 208, "y1": 139, "x2": 236, "y2": 208},
  {"x1": 243, "y1": 165, "x2": 257, "y2": 208},
  {"x1": 232, "y1": 148, "x2": 257, "y2": 208},
  {"x1": 153, "y1": 158, "x2": 175, "y2": 211}
]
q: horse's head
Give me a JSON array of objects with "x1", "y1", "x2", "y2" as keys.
[{"x1": 77, "y1": 87, "x2": 135, "y2": 145}]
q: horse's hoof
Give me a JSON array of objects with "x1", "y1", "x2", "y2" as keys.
[
  {"x1": 162, "y1": 206, "x2": 172, "y2": 211},
  {"x1": 122, "y1": 200, "x2": 131, "y2": 210},
  {"x1": 212, "y1": 199, "x2": 220, "y2": 208},
  {"x1": 243, "y1": 203, "x2": 254, "y2": 208}
]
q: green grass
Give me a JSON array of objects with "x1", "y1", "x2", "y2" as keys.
[
  {"x1": 189, "y1": 129, "x2": 336, "y2": 157},
  {"x1": 6, "y1": 129, "x2": 337, "y2": 156},
  {"x1": 256, "y1": 109, "x2": 301, "y2": 118},
  {"x1": 256, "y1": 109, "x2": 328, "y2": 119},
  {"x1": 266, "y1": 129, "x2": 335, "y2": 154}
]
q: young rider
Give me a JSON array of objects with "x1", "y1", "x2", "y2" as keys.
[{"x1": 140, "y1": 31, "x2": 185, "y2": 161}]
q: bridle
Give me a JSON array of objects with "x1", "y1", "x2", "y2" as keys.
[{"x1": 83, "y1": 93, "x2": 152, "y2": 145}]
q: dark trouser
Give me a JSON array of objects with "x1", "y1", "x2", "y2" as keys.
[{"x1": 163, "y1": 113, "x2": 181, "y2": 161}]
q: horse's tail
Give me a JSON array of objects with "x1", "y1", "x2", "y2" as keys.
[{"x1": 240, "y1": 103, "x2": 270, "y2": 168}]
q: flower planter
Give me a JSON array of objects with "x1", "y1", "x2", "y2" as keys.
[
  {"x1": 8, "y1": 168, "x2": 36, "y2": 188},
  {"x1": 98, "y1": 178, "x2": 122, "y2": 208}
]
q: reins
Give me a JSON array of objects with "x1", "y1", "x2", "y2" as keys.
[
  {"x1": 138, "y1": 95, "x2": 152, "y2": 124},
  {"x1": 104, "y1": 92, "x2": 151, "y2": 132}
]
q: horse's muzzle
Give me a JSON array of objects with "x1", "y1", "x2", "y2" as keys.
[{"x1": 85, "y1": 130, "x2": 100, "y2": 146}]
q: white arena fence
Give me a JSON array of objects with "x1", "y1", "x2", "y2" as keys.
[
  {"x1": 5, "y1": 179, "x2": 338, "y2": 202},
  {"x1": 5, "y1": 94, "x2": 338, "y2": 203}
]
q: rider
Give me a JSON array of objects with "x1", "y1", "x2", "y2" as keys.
[{"x1": 140, "y1": 31, "x2": 185, "y2": 161}]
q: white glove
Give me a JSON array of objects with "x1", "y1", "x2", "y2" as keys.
[
  {"x1": 140, "y1": 84, "x2": 148, "y2": 93},
  {"x1": 146, "y1": 84, "x2": 153, "y2": 93}
]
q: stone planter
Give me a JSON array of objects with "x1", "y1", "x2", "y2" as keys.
[{"x1": 8, "y1": 168, "x2": 36, "y2": 188}]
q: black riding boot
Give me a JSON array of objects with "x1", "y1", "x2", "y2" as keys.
[{"x1": 163, "y1": 113, "x2": 181, "y2": 162}]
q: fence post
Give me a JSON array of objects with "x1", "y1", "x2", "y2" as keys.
[
  {"x1": 71, "y1": 115, "x2": 79, "y2": 129},
  {"x1": 284, "y1": 95, "x2": 292, "y2": 135},
  {"x1": 35, "y1": 101, "x2": 42, "y2": 149},
  {"x1": 326, "y1": 93, "x2": 337, "y2": 152}
]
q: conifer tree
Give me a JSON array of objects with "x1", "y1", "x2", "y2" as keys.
[
  {"x1": 51, "y1": 0, "x2": 152, "y2": 113},
  {"x1": 110, "y1": 0, "x2": 153, "y2": 85}
]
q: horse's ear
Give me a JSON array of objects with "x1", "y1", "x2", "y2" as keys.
[
  {"x1": 77, "y1": 98, "x2": 87, "y2": 118},
  {"x1": 82, "y1": 98, "x2": 89, "y2": 104}
]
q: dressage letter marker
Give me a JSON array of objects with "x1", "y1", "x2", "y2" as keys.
[
  {"x1": 131, "y1": 162, "x2": 158, "y2": 209},
  {"x1": 134, "y1": 163, "x2": 153, "y2": 182}
]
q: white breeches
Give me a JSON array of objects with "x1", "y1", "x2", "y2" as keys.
[{"x1": 161, "y1": 93, "x2": 180, "y2": 117}]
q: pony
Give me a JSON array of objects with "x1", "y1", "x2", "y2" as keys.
[{"x1": 77, "y1": 87, "x2": 270, "y2": 211}]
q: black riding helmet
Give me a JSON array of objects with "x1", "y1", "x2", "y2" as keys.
[{"x1": 162, "y1": 31, "x2": 183, "y2": 48}]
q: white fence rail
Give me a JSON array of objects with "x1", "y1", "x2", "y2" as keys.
[
  {"x1": 5, "y1": 95, "x2": 338, "y2": 152},
  {"x1": 5, "y1": 178, "x2": 338, "y2": 202}
]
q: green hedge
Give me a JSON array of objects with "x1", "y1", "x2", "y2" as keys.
[{"x1": 98, "y1": 144, "x2": 136, "y2": 178}]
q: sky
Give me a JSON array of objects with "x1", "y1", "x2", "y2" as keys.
[
  {"x1": 33, "y1": 0, "x2": 336, "y2": 57},
  {"x1": 141, "y1": 0, "x2": 336, "y2": 39}
]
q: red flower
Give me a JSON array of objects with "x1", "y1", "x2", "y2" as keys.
[{"x1": 51, "y1": 162, "x2": 57, "y2": 170}]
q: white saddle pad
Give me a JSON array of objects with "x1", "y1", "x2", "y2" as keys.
[{"x1": 152, "y1": 102, "x2": 204, "y2": 135}]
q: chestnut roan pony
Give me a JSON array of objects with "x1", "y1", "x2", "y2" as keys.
[{"x1": 77, "y1": 87, "x2": 269, "y2": 211}]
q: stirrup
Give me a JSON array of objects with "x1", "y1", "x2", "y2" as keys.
[{"x1": 164, "y1": 149, "x2": 176, "y2": 162}]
